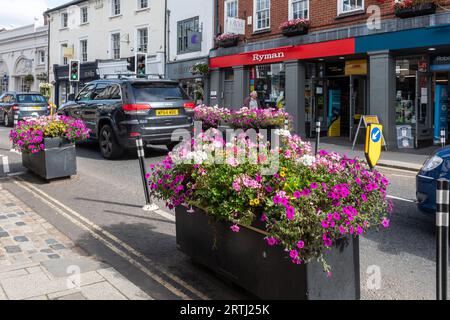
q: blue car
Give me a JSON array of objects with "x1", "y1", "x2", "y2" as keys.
[{"x1": 416, "y1": 147, "x2": 450, "y2": 214}]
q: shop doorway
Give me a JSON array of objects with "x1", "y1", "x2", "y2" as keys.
[{"x1": 308, "y1": 75, "x2": 367, "y2": 140}]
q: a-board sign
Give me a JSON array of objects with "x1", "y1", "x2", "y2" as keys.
[
  {"x1": 365, "y1": 124, "x2": 383, "y2": 169},
  {"x1": 353, "y1": 115, "x2": 388, "y2": 151}
]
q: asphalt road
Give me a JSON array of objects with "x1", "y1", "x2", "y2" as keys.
[{"x1": 0, "y1": 125, "x2": 445, "y2": 300}]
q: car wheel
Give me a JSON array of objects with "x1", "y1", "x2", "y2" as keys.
[
  {"x1": 4, "y1": 112, "x2": 11, "y2": 127},
  {"x1": 99, "y1": 124, "x2": 123, "y2": 159}
]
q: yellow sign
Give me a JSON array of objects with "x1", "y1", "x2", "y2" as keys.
[
  {"x1": 363, "y1": 115, "x2": 379, "y2": 125},
  {"x1": 345, "y1": 59, "x2": 368, "y2": 76},
  {"x1": 327, "y1": 117, "x2": 341, "y2": 137},
  {"x1": 365, "y1": 124, "x2": 383, "y2": 168},
  {"x1": 156, "y1": 109, "x2": 179, "y2": 116},
  {"x1": 63, "y1": 47, "x2": 74, "y2": 58}
]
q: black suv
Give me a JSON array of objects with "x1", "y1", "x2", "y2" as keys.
[{"x1": 58, "y1": 79, "x2": 195, "y2": 159}]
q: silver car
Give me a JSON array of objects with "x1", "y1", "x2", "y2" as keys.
[{"x1": 0, "y1": 92, "x2": 49, "y2": 127}]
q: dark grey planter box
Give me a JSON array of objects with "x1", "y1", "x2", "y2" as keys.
[
  {"x1": 395, "y1": 3, "x2": 436, "y2": 18},
  {"x1": 22, "y1": 137, "x2": 77, "y2": 180},
  {"x1": 175, "y1": 206, "x2": 361, "y2": 300},
  {"x1": 281, "y1": 24, "x2": 309, "y2": 37},
  {"x1": 217, "y1": 37, "x2": 239, "y2": 48}
]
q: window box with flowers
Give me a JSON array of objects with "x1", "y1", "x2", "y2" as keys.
[
  {"x1": 280, "y1": 18, "x2": 310, "y2": 37},
  {"x1": 215, "y1": 33, "x2": 239, "y2": 48},
  {"x1": 394, "y1": 0, "x2": 437, "y2": 18},
  {"x1": 148, "y1": 129, "x2": 392, "y2": 299},
  {"x1": 10, "y1": 116, "x2": 90, "y2": 180}
]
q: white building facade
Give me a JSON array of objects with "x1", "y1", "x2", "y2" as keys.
[
  {"x1": 45, "y1": 0, "x2": 166, "y2": 106},
  {"x1": 166, "y1": 0, "x2": 215, "y2": 105},
  {"x1": 0, "y1": 25, "x2": 48, "y2": 95}
]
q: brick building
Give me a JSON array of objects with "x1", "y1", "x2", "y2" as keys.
[{"x1": 209, "y1": 0, "x2": 450, "y2": 148}]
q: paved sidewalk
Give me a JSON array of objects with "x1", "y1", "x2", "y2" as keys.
[
  {"x1": 311, "y1": 140, "x2": 434, "y2": 171},
  {"x1": 0, "y1": 183, "x2": 152, "y2": 300}
]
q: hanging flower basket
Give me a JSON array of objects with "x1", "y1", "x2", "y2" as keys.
[
  {"x1": 280, "y1": 19, "x2": 310, "y2": 37},
  {"x1": 215, "y1": 33, "x2": 239, "y2": 48},
  {"x1": 190, "y1": 62, "x2": 210, "y2": 76},
  {"x1": 394, "y1": 1, "x2": 437, "y2": 18}
]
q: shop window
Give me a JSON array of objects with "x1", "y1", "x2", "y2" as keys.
[
  {"x1": 395, "y1": 56, "x2": 425, "y2": 125},
  {"x1": 249, "y1": 63, "x2": 285, "y2": 109},
  {"x1": 254, "y1": 0, "x2": 270, "y2": 31}
]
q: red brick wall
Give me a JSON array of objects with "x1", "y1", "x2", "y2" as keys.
[{"x1": 217, "y1": 0, "x2": 450, "y2": 45}]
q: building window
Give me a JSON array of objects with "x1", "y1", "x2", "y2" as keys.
[
  {"x1": 38, "y1": 50, "x2": 46, "y2": 65},
  {"x1": 177, "y1": 17, "x2": 200, "y2": 54},
  {"x1": 254, "y1": 0, "x2": 270, "y2": 31},
  {"x1": 138, "y1": 0, "x2": 148, "y2": 10},
  {"x1": 111, "y1": 33, "x2": 121, "y2": 59},
  {"x1": 137, "y1": 28, "x2": 149, "y2": 53},
  {"x1": 111, "y1": 0, "x2": 121, "y2": 16},
  {"x1": 61, "y1": 43, "x2": 68, "y2": 65},
  {"x1": 290, "y1": 0, "x2": 309, "y2": 20},
  {"x1": 225, "y1": 0, "x2": 238, "y2": 19},
  {"x1": 338, "y1": 0, "x2": 364, "y2": 15},
  {"x1": 20, "y1": 77, "x2": 31, "y2": 92},
  {"x1": 80, "y1": 7, "x2": 88, "y2": 24},
  {"x1": 61, "y1": 12, "x2": 68, "y2": 28},
  {"x1": 80, "y1": 40, "x2": 88, "y2": 62}
]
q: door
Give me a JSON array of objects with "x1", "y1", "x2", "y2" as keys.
[
  {"x1": 70, "y1": 84, "x2": 96, "y2": 120},
  {"x1": 415, "y1": 71, "x2": 433, "y2": 147},
  {"x1": 349, "y1": 76, "x2": 367, "y2": 141},
  {"x1": 83, "y1": 83, "x2": 109, "y2": 138}
]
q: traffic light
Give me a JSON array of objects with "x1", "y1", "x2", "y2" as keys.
[
  {"x1": 69, "y1": 60, "x2": 80, "y2": 82},
  {"x1": 127, "y1": 56, "x2": 135, "y2": 72},
  {"x1": 135, "y1": 53, "x2": 147, "y2": 77}
]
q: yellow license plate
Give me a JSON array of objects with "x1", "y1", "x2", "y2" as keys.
[
  {"x1": 32, "y1": 106, "x2": 42, "y2": 110},
  {"x1": 156, "y1": 109, "x2": 179, "y2": 116}
]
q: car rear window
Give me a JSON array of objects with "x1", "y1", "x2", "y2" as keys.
[
  {"x1": 131, "y1": 83, "x2": 190, "y2": 102},
  {"x1": 17, "y1": 94, "x2": 46, "y2": 103}
]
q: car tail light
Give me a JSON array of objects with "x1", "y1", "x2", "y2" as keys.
[
  {"x1": 122, "y1": 104, "x2": 151, "y2": 113},
  {"x1": 12, "y1": 104, "x2": 19, "y2": 111},
  {"x1": 47, "y1": 104, "x2": 51, "y2": 110},
  {"x1": 183, "y1": 102, "x2": 196, "y2": 109},
  {"x1": 129, "y1": 132, "x2": 141, "y2": 137}
]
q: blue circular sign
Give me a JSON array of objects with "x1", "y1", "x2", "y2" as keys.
[{"x1": 371, "y1": 127, "x2": 381, "y2": 143}]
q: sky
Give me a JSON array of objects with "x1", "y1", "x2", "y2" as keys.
[{"x1": 0, "y1": 0, "x2": 67, "y2": 29}]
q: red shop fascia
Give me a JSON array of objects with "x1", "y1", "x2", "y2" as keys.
[{"x1": 209, "y1": 38, "x2": 356, "y2": 69}]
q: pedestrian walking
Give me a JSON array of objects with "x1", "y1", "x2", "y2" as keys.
[{"x1": 243, "y1": 91, "x2": 260, "y2": 110}]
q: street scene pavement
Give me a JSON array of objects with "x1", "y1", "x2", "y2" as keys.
[{"x1": 0, "y1": 126, "x2": 444, "y2": 300}]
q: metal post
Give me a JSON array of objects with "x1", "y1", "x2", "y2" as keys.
[
  {"x1": 315, "y1": 121, "x2": 321, "y2": 155},
  {"x1": 436, "y1": 178, "x2": 449, "y2": 300},
  {"x1": 441, "y1": 129, "x2": 446, "y2": 148},
  {"x1": 13, "y1": 114, "x2": 19, "y2": 127},
  {"x1": 136, "y1": 136, "x2": 158, "y2": 212}
]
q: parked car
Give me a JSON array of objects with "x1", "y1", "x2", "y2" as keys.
[
  {"x1": 0, "y1": 92, "x2": 50, "y2": 127},
  {"x1": 416, "y1": 147, "x2": 450, "y2": 214},
  {"x1": 57, "y1": 78, "x2": 195, "y2": 159}
]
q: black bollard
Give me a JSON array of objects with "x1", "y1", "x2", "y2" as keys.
[
  {"x1": 436, "y1": 178, "x2": 449, "y2": 300},
  {"x1": 315, "y1": 121, "x2": 321, "y2": 156},
  {"x1": 135, "y1": 136, "x2": 158, "y2": 212}
]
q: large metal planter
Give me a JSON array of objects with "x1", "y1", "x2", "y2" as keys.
[
  {"x1": 22, "y1": 137, "x2": 77, "y2": 180},
  {"x1": 175, "y1": 206, "x2": 361, "y2": 300},
  {"x1": 395, "y1": 3, "x2": 436, "y2": 18}
]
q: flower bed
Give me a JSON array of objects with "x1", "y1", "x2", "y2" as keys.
[
  {"x1": 148, "y1": 131, "x2": 392, "y2": 273},
  {"x1": 10, "y1": 115, "x2": 90, "y2": 154},
  {"x1": 193, "y1": 105, "x2": 292, "y2": 131},
  {"x1": 394, "y1": 0, "x2": 437, "y2": 18},
  {"x1": 280, "y1": 18, "x2": 310, "y2": 37},
  {"x1": 10, "y1": 116, "x2": 90, "y2": 179}
]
